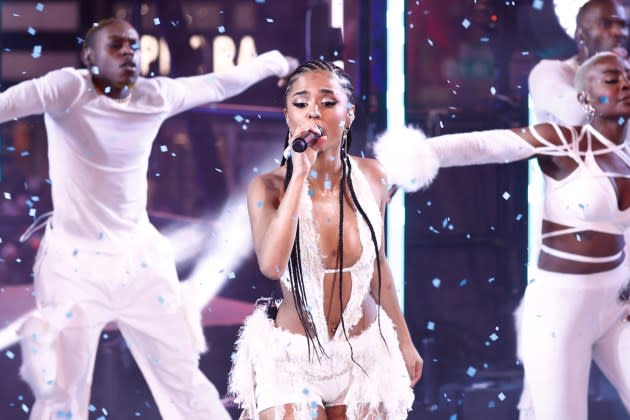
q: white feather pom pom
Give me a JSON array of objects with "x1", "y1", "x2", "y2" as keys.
[{"x1": 373, "y1": 126, "x2": 439, "y2": 192}]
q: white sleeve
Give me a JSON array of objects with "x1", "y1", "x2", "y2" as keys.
[
  {"x1": 374, "y1": 126, "x2": 535, "y2": 192},
  {"x1": 163, "y1": 50, "x2": 293, "y2": 116},
  {"x1": 0, "y1": 68, "x2": 83, "y2": 123},
  {"x1": 528, "y1": 60, "x2": 585, "y2": 126},
  {"x1": 429, "y1": 129, "x2": 536, "y2": 167}
]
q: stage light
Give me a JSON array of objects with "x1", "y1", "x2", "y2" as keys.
[
  {"x1": 553, "y1": 0, "x2": 588, "y2": 38},
  {"x1": 386, "y1": 0, "x2": 406, "y2": 309}
]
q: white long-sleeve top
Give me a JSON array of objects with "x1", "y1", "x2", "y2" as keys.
[
  {"x1": 528, "y1": 57, "x2": 584, "y2": 126},
  {"x1": 0, "y1": 50, "x2": 291, "y2": 251}
]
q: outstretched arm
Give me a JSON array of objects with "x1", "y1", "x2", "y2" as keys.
[
  {"x1": 374, "y1": 123, "x2": 567, "y2": 192},
  {"x1": 0, "y1": 68, "x2": 83, "y2": 124},
  {"x1": 165, "y1": 50, "x2": 297, "y2": 116}
]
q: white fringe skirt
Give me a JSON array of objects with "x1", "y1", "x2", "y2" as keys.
[{"x1": 228, "y1": 303, "x2": 415, "y2": 419}]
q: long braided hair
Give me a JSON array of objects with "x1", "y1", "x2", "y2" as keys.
[{"x1": 281, "y1": 60, "x2": 386, "y2": 363}]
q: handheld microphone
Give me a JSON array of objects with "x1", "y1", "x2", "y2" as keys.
[{"x1": 283, "y1": 125, "x2": 324, "y2": 159}]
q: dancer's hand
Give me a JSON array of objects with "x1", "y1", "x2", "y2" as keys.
[
  {"x1": 277, "y1": 56, "x2": 299, "y2": 87},
  {"x1": 400, "y1": 342, "x2": 423, "y2": 387}
]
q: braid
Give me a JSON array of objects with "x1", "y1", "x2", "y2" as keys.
[
  {"x1": 345, "y1": 151, "x2": 389, "y2": 350},
  {"x1": 334, "y1": 144, "x2": 371, "y2": 375},
  {"x1": 284, "y1": 59, "x2": 354, "y2": 106},
  {"x1": 281, "y1": 133, "x2": 326, "y2": 360}
]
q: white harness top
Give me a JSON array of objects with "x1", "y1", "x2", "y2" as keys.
[{"x1": 530, "y1": 123, "x2": 630, "y2": 262}]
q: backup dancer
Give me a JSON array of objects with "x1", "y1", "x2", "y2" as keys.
[
  {"x1": 0, "y1": 17, "x2": 296, "y2": 420},
  {"x1": 375, "y1": 51, "x2": 630, "y2": 420}
]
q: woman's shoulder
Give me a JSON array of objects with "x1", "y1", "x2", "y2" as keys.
[
  {"x1": 353, "y1": 155, "x2": 387, "y2": 184},
  {"x1": 528, "y1": 123, "x2": 581, "y2": 147},
  {"x1": 351, "y1": 156, "x2": 389, "y2": 205},
  {"x1": 248, "y1": 166, "x2": 287, "y2": 196}
]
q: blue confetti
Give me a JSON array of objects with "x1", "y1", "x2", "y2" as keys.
[
  {"x1": 36, "y1": 3, "x2": 45, "y2": 12},
  {"x1": 32, "y1": 45, "x2": 42, "y2": 59},
  {"x1": 5, "y1": 350, "x2": 15, "y2": 359},
  {"x1": 466, "y1": 366, "x2": 477, "y2": 377},
  {"x1": 27, "y1": 27, "x2": 37, "y2": 36}
]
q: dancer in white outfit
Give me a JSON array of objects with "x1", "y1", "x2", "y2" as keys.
[
  {"x1": 525, "y1": 1, "x2": 628, "y2": 418},
  {"x1": 375, "y1": 52, "x2": 630, "y2": 420},
  {"x1": 0, "y1": 17, "x2": 296, "y2": 420},
  {"x1": 230, "y1": 59, "x2": 421, "y2": 419}
]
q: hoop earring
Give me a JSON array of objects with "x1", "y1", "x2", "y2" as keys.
[{"x1": 584, "y1": 103, "x2": 595, "y2": 123}]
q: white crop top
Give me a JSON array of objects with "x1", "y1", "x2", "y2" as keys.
[
  {"x1": 280, "y1": 157, "x2": 382, "y2": 343},
  {"x1": 530, "y1": 123, "x2": 630, "y2": 237}
]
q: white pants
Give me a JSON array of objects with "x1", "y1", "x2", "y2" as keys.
[
  {"x1": 19, "y1": 223, "x2": 230, "y2": 420},
  {"x1": 518, "y1": 265, "x2": 630, "y2": 420}
]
